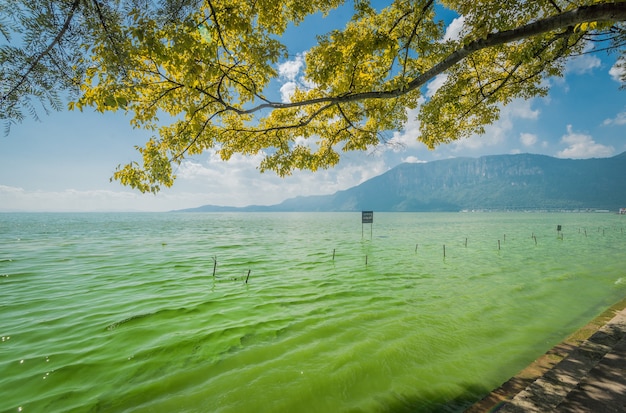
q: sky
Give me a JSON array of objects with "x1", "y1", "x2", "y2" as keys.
[{"x1": 1, "y1": 4, "x2": 626, "y2": 212}]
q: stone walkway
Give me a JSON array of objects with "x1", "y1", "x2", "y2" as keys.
[{"x1": 466, "y1": 299, "x2": 626, "y2": 412}]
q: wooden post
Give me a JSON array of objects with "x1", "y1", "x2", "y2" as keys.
[
  {"x1": 245, "y1": 270, "x2": 251, "y2": 284},
  {"x1": 498, "y1": 240, "x2": 501, "y2": 250},
  {"x1": 443, "y1": 245, "x2": 446, "y2": 258},
  {"x1": 332, "y1": 249, "x2": 336, "y2": 260},
  {"x1": 212, "y1": 256, "x2": 217, "y2": 277}
]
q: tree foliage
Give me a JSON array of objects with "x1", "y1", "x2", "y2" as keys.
[{"x1": 2, "y1": 0, "x2": 626, "y2": 193}]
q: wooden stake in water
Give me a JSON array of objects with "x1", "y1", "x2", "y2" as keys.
[
  {"x1": 332, "y1": 249, "x2": 335, "y2": 261},
  {"x1": 212, "y1": 256, "x2": 217, "y2": 277},
  {"x1": 245, "y1": 270, "x2": 251, "y2": 284},
  {"x1": 464, "y1": 238, "x2": 468, "y2": 247},
  {"x1": 365, "y1": 255, "x2": 368, "y2": 266},
  {"x1": 415, "y1": 243, "x2": 418, "y2": 252},
  {"x1": 443, "y1": 245, "x2": 446, "y2": 258},
  {"x1": 498, "y1": 240, "x2": 501, "y2": 250}
]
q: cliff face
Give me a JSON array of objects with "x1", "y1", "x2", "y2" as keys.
[
  {"x1": 334, "y1": 153, "x2": 626, "y2": 211},
  {"x1": 326, "y1": 154, "x2": 626, "y2": 211},
  {"x1": 180, "y1": 152, "x2": 626, "y2": 212}
]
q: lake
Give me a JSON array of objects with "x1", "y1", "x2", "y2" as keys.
[{"x1": 1, "y1": 212, "x2": 625, "y2": 412}]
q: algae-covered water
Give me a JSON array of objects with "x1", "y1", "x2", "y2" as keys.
[{"x1": 1, "y1": 212, "x2": 625, "y2": 412}]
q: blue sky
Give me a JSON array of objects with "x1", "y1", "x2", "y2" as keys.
[{"x1": 1, "y1": 4, "x2": 625, "y2": 212}]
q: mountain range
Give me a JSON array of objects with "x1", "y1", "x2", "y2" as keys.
[{"x1": 176, "y1": 152, "x2": 626, "y2": 212}]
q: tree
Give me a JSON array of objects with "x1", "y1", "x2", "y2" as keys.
[{"x1": 2, "y1": 0, "x2": 625, "y2": 193}]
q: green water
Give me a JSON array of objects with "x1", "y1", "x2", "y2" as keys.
[{"x1": 1, "y1": 212, "x2": 625, "y2": 413}]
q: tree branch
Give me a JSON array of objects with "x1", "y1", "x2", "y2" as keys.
[
  {"x1": 227, "y1": 2, "x2": 626, "y2": 115},
  {"x1": 0, "y1": 0, "x2": 81, "y2": 106}
]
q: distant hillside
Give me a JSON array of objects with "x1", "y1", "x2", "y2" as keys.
[{"x1": 177, "y1": 152, "x2": 626, "y2": 212}]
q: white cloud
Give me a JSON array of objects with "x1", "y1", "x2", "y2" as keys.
[
  {"x1": 0, "y1": 148, "x2": 394, "y2": 212},
  {"x1": 508, "y1": 99, "x2": 540, "y2": 120},
  {"x1": 450, "y1": 99, "x2": 539, "y2": 152},
  {"x1": 0, "y1": 185, "x2": 211, "y2": 212},
  {"x1": 520, "y1": 133, "x2": 538, "y2": 147},
  {"x1": 426, "y1": 73, "x2": 448, "y2": 98},
  {"x1": 565, "y1": 42, "x2": 601, "y2": 75},
  {"x1": 402, "y1": 156, "x2": 426, "y2": 164},
  {"x1": 277, "y1": 53, "x2": 317, "y2": 103},
  {"x1": 0, "y1": 184, "x2": 25, "y2": 195},
  {"x1": 603, "y1": 110, "x2": 626, "y2": 126},
  {"x1": 177, "y1": 150, "x2": 272, "y2": 206},
  {"x1": 179, "y1": 149, "x2": 263, "y2": 178},
  {"x1": 609, "y1": 59, "x2": 625, "y2": 83},
  {"x1": 294, "y1": 135, "x2": 320, "y2": 151},
  {"x1": 388, "y1": 106, "x2": 424, "y2": 149},
  {"x1": 443, "y1": 16, "x2": 465, "y2": 42},
  {"x1": 565, "y1": 54, "x2": 601, "y2": 75},
  {"x1": 556, "y1": 125, "x2": 614, "y2": 158},
  {"x1": 278, "y1": 56, "x2": 304, "y2": 81},
  {"x1": 277, "y1": 55, "x2": 306, "y2": 102},
  {"x1": 175, "y1": 147, "x2": 390, "y2": 207},
  {"x1": 279, "y1": 83, "x2": 297, "y2": 103},
  {"x1": 316, "y1": 158, "x2": 388, "y2": 191}
]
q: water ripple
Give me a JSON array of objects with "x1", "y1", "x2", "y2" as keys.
[{"x1": 1, "y1": 212, "x2": 625, "y2": 412}]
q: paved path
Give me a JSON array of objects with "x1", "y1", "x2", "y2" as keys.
[{"x1": 466, "y1": 299, "x2": 626, "y2": 412}]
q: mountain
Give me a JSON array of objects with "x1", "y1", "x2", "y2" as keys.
[{"x1": 177, "y1": 152, "x2": 626, "y2": 212}]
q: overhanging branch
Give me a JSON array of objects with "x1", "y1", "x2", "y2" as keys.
[
  {"x1": 0, "y1": 0, "x2": 81, "y2": 106},
  {"x1": 228, "y1": 2, "x2": 626, "y2": 115}
]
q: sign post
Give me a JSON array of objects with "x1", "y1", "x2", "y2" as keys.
[{"x1": 362, "y1": 211, "x2": 373, "y2": 239}]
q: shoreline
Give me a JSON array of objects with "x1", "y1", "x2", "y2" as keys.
[{"x1": 466, "y1": 297, "x2": 626, "y2": 412}]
